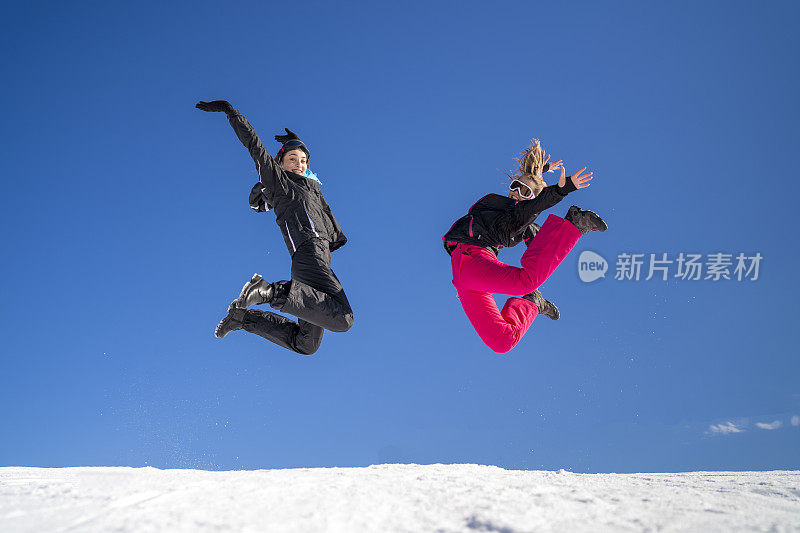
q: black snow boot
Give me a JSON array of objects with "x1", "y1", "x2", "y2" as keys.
[
  {"x1": 522, "y1": 289, "x2": 560, "y2": 320},
  {"x1": 565, "y1": 205, "x2": 608, "y2": 235},
  {"x1": 236, "y1": 273, "x2": 275, "y2": 309},
  {"x1": 215, "y1": 300, "x2": 247, "y2": 338}
]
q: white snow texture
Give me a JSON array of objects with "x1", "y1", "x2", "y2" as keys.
[{"x1": 1, "y1": 464, "x2": 799, "y2": 532}]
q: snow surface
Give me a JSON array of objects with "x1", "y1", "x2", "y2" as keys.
[{"x1": 1, "y1": 464, "x2": 799, "y2": 532}]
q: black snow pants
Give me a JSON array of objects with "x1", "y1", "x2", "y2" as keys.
[{"x1": 242, "y1": 238, "x2": 353, "y2": 355}]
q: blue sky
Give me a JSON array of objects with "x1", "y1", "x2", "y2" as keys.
[{"x1": 1, "y1": 1, "x2": 799, "y2": 473}]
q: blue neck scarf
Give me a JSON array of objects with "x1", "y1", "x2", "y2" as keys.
[{"x1": 303, "y1": 170, "x2": 321, "y2": 184}]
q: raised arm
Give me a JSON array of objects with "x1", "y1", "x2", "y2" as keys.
[
  {"x1": 492, "y1": 186, "x2": 568, "y2": 243},
  {"x1": 196, "y1": 100, "x2": 287, "y2": 206},
  {"x1": 491, "y1": 166, "x2": 593, "y2": 244}
]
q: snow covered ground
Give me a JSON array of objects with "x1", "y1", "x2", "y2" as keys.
[{"x1": 1, "y1": 464, "x2": 798, "y2": 532}]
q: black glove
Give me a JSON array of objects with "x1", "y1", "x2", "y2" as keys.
[
  {"x1": 195, "y1": 100, "x2": 235, "y2": 114},
  {"x1": 274, "y1": 128, "x2": 300, "y2": 144}
]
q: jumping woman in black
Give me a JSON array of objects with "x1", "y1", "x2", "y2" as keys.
[{"x1": 196, "y1": 100, "x2": 353, "y2": 355}]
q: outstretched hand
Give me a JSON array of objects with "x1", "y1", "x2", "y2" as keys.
[
  {"x1": 195, "y1": 100, "x2": 234, "y2": 113},
  {"x1": 543, "y1": 153, "x2": 563, "y2": 173},
  {"x1": 558, "y1": 165, "x2": 593, "y2": 190}
]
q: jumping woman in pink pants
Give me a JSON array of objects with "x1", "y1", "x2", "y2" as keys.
[{"x1": 443, "y1": 140, "x2": 607, "y2": 353}]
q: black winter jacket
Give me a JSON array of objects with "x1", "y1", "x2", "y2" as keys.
[
  {"x1": 227, "y1": 111, "x2": 347, "y2": 255},
  {"x1": 443, "y1": 185, "x2": 569, "y2": 256}
]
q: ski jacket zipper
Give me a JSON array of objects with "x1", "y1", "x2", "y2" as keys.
[
  {"x1": 304, "y1": 206, "x2": 320, "y2": 238},
  {"x1": 285, "y1": 221, "x2": 296, "y2": 253}
]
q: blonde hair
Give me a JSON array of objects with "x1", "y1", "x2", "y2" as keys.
[{"x1": 505, "y1": 138, "x2": 547, "y2": 197}]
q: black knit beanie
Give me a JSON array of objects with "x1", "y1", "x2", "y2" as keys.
[{"x1": 274, "y1": 128, "x2": 310, "y2": 163}]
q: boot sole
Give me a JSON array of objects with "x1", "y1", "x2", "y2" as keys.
[
  {"x1": 215, "y1": 317, "x2": 239, "y2": 338},
  {"x1": 215, "y1": 317, "x2": 229, "y2": 338},
  {"x1": 583, "y1": 209, "x2": 608, "y2": 232},
  {"x1": 215, "y1": 300, "x2": 240, "y2": 338},
  {"x1": 570, "y1": 206, "x2": 608, "y2": 233}
]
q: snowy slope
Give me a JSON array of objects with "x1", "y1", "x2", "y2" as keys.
[{"x1": 1, "y1": 464, "x2": 798, "y2": 532}]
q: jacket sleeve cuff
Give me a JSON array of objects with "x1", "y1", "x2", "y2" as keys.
[{"x1": 556, "y1": 179, "x2": 577, "y2": 196}]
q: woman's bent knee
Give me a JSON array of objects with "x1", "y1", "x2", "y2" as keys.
[
  {"x1": 296, "y1": 345, "x2": 320, "y2": 356},
  {"x1": 330, "y1": 312, "x2": 354, "y2": 333},
  {"x1": 489, "y1": 342, "x2": 515, "y2": 354},
  {"x1": 518, "y1": 272, "x2": 541, "y2": 295},
  {"x1": 483, "y1": 334, "x2": 519, "y2": 354}
]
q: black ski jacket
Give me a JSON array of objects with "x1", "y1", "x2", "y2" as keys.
[
  {"x1": 443, "y1": 185, "x2": 570, "y2": 256},
  {"x1": 226, "y1": 111, "x2": 347, "y2": 255}
]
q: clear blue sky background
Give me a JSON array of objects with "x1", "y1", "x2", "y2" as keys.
[{"x1": 2, "y1": 1, "x2": 799, "y2": 473}]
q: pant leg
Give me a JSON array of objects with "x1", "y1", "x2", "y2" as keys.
[
  {"x1": 518, "y1": 214, "x2": 582, "y2": 288},
  {"x1": 272, "y1": 238, "x2": 354, "y2": 332},
  {"x1": 454, "y1": 214, "x2": 581, "y2": 295},
  {"x1": 452, "y1": 245, "x2": 536, "y2": 295},
  {"x1": 449, "y1": 214, "x2": 581, "y2": 352},
  {"x1": 456, "y1": 288, "x2": 539, "y2": 353},
  {"x1": 242, "y1": 309, "x2": 323, "y2": 356}
]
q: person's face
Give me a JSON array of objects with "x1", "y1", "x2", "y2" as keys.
[
  {"x1": 509, "y1": 174, "x2": 537, "y2": 201},
  {"x1": 280, "y1": 149, "x2": 308, "y2": 174}
]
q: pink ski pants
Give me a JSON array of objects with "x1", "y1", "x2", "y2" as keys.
[{"x1": 450, "y1": 214, "x2": 581, "y2": 353}]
